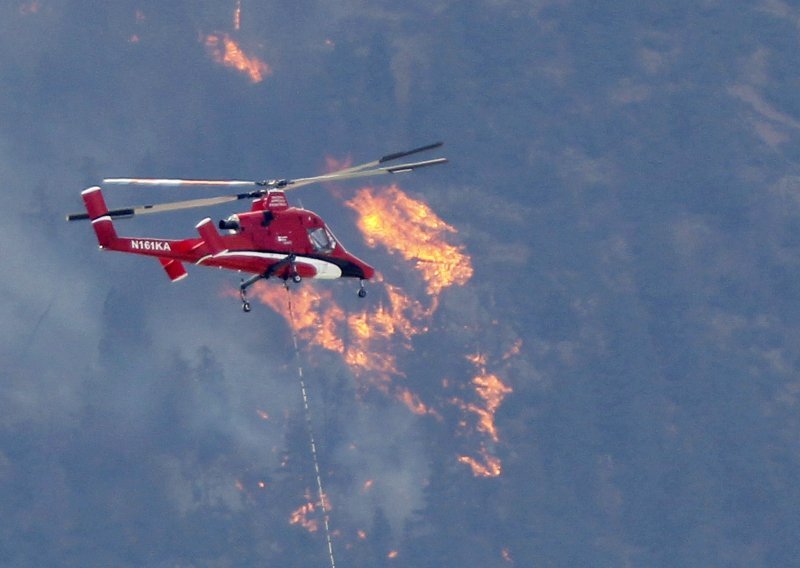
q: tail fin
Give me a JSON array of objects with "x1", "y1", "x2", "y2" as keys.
[{"x1": 81, "y1": 186, "x2": 118, "y2": 248}]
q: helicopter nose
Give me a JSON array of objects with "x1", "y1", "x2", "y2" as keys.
[{"x1": 360, "y1": 262, "x2": 375, "y2": 280}]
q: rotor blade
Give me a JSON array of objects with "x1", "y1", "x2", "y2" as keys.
[
  {"x1": 328, "y1": 141, "x2": 444, "y2": 176},
  {"x1": 285, "y1": 157, "x2": 448, "y2": 190},
  {"x1": 103, "y1": 178, "x2": 259, "y2": 188},
  {"x1": 66, "y1": 194, "x2": 250, "y2": 221},
  {"x1": 101, "y1": 143, "x2": 444, "y2": 190},
  {"x1": 379, "y1": 141, "x2": 443, "y2": 164}
]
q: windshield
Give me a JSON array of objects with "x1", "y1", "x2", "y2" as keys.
[{"x1": 308, "y1": 227, "x2": 336, "y2": 253}]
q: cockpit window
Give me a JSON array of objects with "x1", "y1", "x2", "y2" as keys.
[{"x1": 308, "y1": 227, "x2": 336, "y2": 253}]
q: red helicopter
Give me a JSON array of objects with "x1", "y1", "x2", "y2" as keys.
[{"x1": 68, "y1": 143, "x2": 446, "y2": 312}]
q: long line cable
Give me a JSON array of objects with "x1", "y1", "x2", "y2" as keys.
[{"x1": 286, "y1": 285, "x2": 337, "y2": 568}]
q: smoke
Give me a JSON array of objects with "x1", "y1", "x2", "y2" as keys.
[{"x1": 0, "y1": 3, "x2": 522, "y2": 562}]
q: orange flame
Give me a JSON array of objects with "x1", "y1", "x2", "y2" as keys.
[
  {"x1": 250, "y1": 182, "x2": 521, "y2": 476},
  {"x1": 254, "y1": 278, "x2": 436, "y2": 403},
  {"x1": 345, "y1": 186, "x2": 473, "y2": 296},
  {"x1": 204, "y1": 32, "x2": 271, "y2": 83},
  {"x1": 289, "y1": 501, "x2": 318, "y2": 533},
  {"x1": 458, "y1": 449, "x2": 503, "y2": 477},
  {"x1": 289, "y1": 490, "x2": 331, "y2": 533},
  {"x1": 253, "y1": 184, "x2": 472, "y2": 400},
  {"x1": 455, "y1": 353, "x2": 513, "y2": 477},
  {"x1": 256, "y1": 286, "x2": 345, "y2": 353}
]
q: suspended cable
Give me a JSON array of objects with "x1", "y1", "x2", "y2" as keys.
[{"x1": 286, "y1": 285, "x2": 337, "y2": 568}]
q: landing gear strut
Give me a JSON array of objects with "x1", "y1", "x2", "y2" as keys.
[
  {"x1": 240, "y1": 272, "x2": 264, "y2": 312},
  {"x1": 358, "y1": 280, "x2": 367, "y2": 298},
  {"x1": 238, "y1": 254, "x2": 300, "y2": 313}
]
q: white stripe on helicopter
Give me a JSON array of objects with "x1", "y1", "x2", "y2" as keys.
[{"x1": 198, "y1": 251, "x2": 343, "y2": 279}]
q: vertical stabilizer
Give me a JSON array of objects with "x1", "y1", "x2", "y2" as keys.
[{"x1": 81, "y1": 186, "x2": 118, "y2": 248}]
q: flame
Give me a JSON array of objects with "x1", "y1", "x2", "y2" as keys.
[
  {"x1": 455, "y1": 353, "x2": 513, "y2": 477},
  {"x1": 251, "y1": 183, "x2": 520, "y2": 478},
  {"x1": 255, "y1": 281, "x2": 442, "y2": 414},
  {"x1": 255, "y1": 286, "x2": 345, "y2": 353},
  {"x1": 388, "y1": 550, "x2": 399, "y2": 559},
  {"x1": 345, "y1": 186, "x2": 473, "y2": 296},
  {"x1": 396, "y1": 388, "x2": 431, "y2": 416},
  {"x1": 204, "y1": 32, "x2": 271, "y2": 83},
  {"x1": 289, "y1": 501, "x2": 318, "y2": 533},
  {"x1": 458, "y1": 448, "x2": 503, "y2": 477},
  {"x1": 460, "y1": 353, "x2": 513, "y2": 442},
  {"x1": 288, "y1": 489, "x2": 330, "y2": 533},
  {"x1": 233, "y1": 0, "x2": 242, "y2": 30},
  {"x1": 472, "y1": 372, "x2": 513, "y2": 442},
  {"x1": 502, "y1": 547, "x2": 513, "y2": 563}
]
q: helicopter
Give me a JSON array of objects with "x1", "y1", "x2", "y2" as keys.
[{"x1": 67, "y1": 143, "x2": 446, "y2": 312}]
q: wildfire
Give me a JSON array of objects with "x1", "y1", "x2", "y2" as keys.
[
  {"x1": 455, "y1": 353, "x2": 513, "y2": 477},
  {"x1": 458, "y1": 449, "x2": 503, "y2": 478},
  {"x1": 257, "y1": 286, "x2": 345, "y2": 353},
  {"x1": 252, "y1": 181, "x2": 518, "y2": 478},
  {"x1": 345, "y1": 186, "x2": 473, "y2": 296},
  {"x1": 253, "y1": 273, "x2": 443, "y2": 405},
  {"x1": 204, "y1": 32, "x2": 271, "y2": 83},
  {"x1": 289, "y1": 501, "x2": 318, "y2": 533},
  {"x1": 289, "y1": 490, "x2": 330, "y2": 533}
]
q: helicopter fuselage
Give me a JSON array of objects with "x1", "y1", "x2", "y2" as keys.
[{"x1": 82, "y1": 186, "x2": 375, "y2": 285}]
